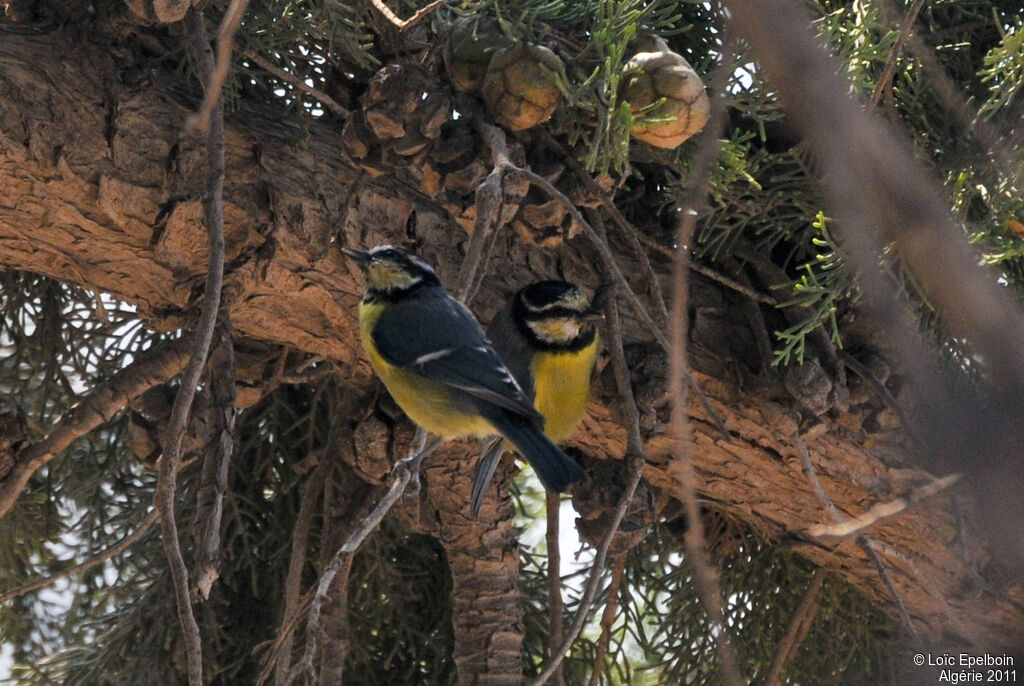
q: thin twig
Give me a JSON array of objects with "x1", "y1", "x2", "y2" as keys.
[
  {"x1": 761, "y1": 567, "x2": 826, "y2": 686},
  {"x1": 188, "y1": 0, "x2": 252, "y2": 133},
  {"x1": 545, "y1": 490, "x2": 566, "y2": 686},
  {"x1": 795, "y1": 437, "x2": 920, "y2": 639},
  {"x1": 270, "y1": 455, "x2": 333, "y2": 686},
  {"x1": 808, "y1": 474, "x2": 961, "y2": 539},
  {"x1": 870, "y1": 0, "x2": 927, "y2": 108},
  {"x1": 0, "y1": 509, "x2": 159, "y2": 603},
  {"x1": 586, "y1": 552, "x2": 628, "y2": 686},
  {"x1": 242, "y1": 50, "x2": 350, "y2": 118},
  {"x1": 193, "y1": 315, "x2": 236, "y2": 601},
  {"x1": 154, "y1": 11, "x2": 230, "y2": 685},
  {"x1": 368, "y1": 0, "x2": 444, "y2": 31},
  {"x1": 286, "y1": 437, "x2": 442, "y2": 686},
  {"x1": 634, "y1": 231, "x2": 777, "y2": 304},
  {"x1": 527, "y1": 266, "x2": 645, "y2": 686},
  {"x1": 544, "y1": 132, "x2": 670, "y2": 325},
  {"x1": 666, "y1": 33, "x2": 745, "y2": 686},
  {"x1": 0, "y1": 339, "x2": 190, "y2": 521}
]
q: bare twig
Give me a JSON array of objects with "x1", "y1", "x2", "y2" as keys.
[
  {"x1": 0, "y1": 509, "x2": 159, "y2": 603},
  {"x1": 795, "y1": 437, "x2": 920, "y2": 639},
  {"x1": 242, "y1": 50, "x2": 350, "y2": 118},
  {"x1": 544, "y1": 132, "x2": 669, "y2": 324},
  {"x1": 666, "y1": 34, "x2": 745, "y2": 686},
  {"x1": 368, "y1": 0, "x2": 444, "y2": 31},
  {"x1": 193, "y1": 315, "x2": 236, "y2": 601},
  {"x1": 0, "y1": 339, "x2": 189, "y2": 521},
  {"x1": 633, "y1": 227, "x2": 778, "y2": 305},
  {"x1": 188, "y1": 0, "x2": 251, "y2": 133},
  {"x1": 808, "y1": 474, "x2": 961, "y2": 539},
  {"x1": 153, "y1": 11, "x2": 230, "y2": 685},
  {"x1": 527, "y1": 268, "x2": 645, "y2": 686},
  {"x1": 270, "y1": 454, "x2": 332, "y2": 686},
  {"x1": 586, "y1": 552, "x2": 628, "y2": 686},
  {"x1": 459, "y1": 122, "x2": 516, "y2": 303},
  {"x1": 545, "y1": 490, "x2": 566, "y2": 686},
  {"x1": 761, "y1": 567, "x2": 826, "y2": 686},
  {"x1": 286, "y1": 437, "x2": 442, "y2": 685},
  {"x1": 870, "y1": 0, "x2": 927, "y2": 108}
]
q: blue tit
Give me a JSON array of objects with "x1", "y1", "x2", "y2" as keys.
[
  {"x1": 471, "y1": 280, "x2": 601, "y2": 516},
  {"x1": 344, "y1": 246, "x2": 586, "y2": 499}
]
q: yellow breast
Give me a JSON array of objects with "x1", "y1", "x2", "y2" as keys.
[
  {"x1": 530, "y1": 335, "x2": 599, "y2": 443},
  {"x1": 358, "y1": 300, "x2": 493, "y2": 439}
]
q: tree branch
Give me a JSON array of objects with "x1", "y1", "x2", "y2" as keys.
[
  {"x1": 796, "y1": 437, "x2": 920, "y2": 640},
  {"x1": 545, "y1": 490, "x2": 566, "y2": 686},
  {"x1": 153, "y1": 10, "x2": 230, "y2": 685},
  {"x1": 761, "y1": 567, "x2": 826, "y2": 686},
  {"x1": 586, "y1": 552, "x2": 628, "y2": 686},
  {"x1": 0, "y1": 338, "x2": 190, "y2": 521},
  {"x1": 807, "y1": 474, "x2": 961, "y2": 539},
  {"x1": 242, "y1": 49, "x2": 351, "y2": 118},
  {"x1": 286, "y1": 437, "x2": 442, "y2": 685},
  {"x1": 870, "y1": 0, "x2": 927, "y2": 108},
  {"x1": 368, "y1": 0, "x2": 444, "y2": 31},
  {"x1": 188, "y1": 0, "x2": 251, "y2": 133},
  {"x1": 666, "y1": 34, "x2": 745, "y2": 686}
]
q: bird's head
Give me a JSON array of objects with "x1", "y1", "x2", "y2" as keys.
[
  {"x1": 514, "y1": 280, "x2": 600, "y2": 350},
  {"x1": 343, "y1": 245, "x2": 441, "y2": 299}
]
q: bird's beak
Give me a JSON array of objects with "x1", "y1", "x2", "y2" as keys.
[
  {"x1": 582, "y1": 311, "x2": 605, "y2": 323},
  {"x1": 341, "y1": 247, "x2": 371, "y2": 267}
]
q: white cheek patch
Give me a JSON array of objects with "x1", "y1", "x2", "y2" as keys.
[{"x1": 528, "y1": 318, "x2": 581, "y2": 343}]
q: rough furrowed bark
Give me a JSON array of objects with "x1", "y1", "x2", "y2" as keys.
[
  {"x1": 0, "y1": 22, "x2": 1020, "y2": 653},
  {"x1": 423, "y1": 444, "x2": 525, "y2": 685}
]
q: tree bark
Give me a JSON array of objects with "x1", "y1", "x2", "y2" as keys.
[{"x1": 0, "y1": 18, "x2": 1020, "y2": 663}]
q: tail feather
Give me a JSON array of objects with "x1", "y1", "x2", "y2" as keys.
[
  {"x1": 488, "y1": 413, "x2": 586, "y2": 493},
  {"x1": 470, "y1": 436, "x2": 505, "y2": 517}
]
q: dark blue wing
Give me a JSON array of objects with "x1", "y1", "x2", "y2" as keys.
[{"x1": 372, "y1": 288, "x2": 540, "y2": 420}]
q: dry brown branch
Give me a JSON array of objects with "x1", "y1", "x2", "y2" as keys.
[
  {"x1": 154, "y1": 11, "x2": 230, "y2": 685},
  {"x1": 796, "y1": 437, "x2": 920, "y2": 640},
  {"x1": 188, "y1": 0, "x2": 251, "y2": 133},
  {"x1": 808, "y1": 474, "x2": 961, "y2": 539},
  {"x1": 666, "y1": 36, "x2": 745, "y2": 686},
  {"x1": 192, "y1": 314, "x2": 236, "y2": 601},
  {"x1": 0, "y1": 338, "x2": 191, "y2": 521},
  {"x1": 761, "y1": 568, "x2": 827, "y2": 686},
  {"x1": 0, "y1": 508, "x2": 159, "y2": 603},
  {"x1": 270, "y1": 455, "x2": 332, "y2": 686},
  {"x1": 545, "y1": 489, "x2": 566, "y2": 686},
  {"x1": 242, "y1": 49, "x2": 351, "y2": 118},
  {"x1": 633, "y1": 230, "x2": 777, "y2": 304},
  {"x1": 527, "y1": 269, "x2": 645, "y2": 686},
  {"x1": 586, "y1": 552, "x2": 628, "y2": 686},
  {"x1": 286, "y1": 437, "x2": 442, "y2": 686},
  {"x1": 870, "y1": 0, "x2": 926, "y2": 108},
  {"x1": 543, "y1": 132, "x2": 670, "y2": 325},
  {"x1": 369, "y1": 0, "x2": 444, "y2": 31}
]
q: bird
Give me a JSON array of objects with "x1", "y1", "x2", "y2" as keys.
[
  {"x1": 343, "y1": 245, "x2": 586, "y2": 502},
  {"x1": 470, "y1": 280, "x2": 601, "y2": 516}
]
